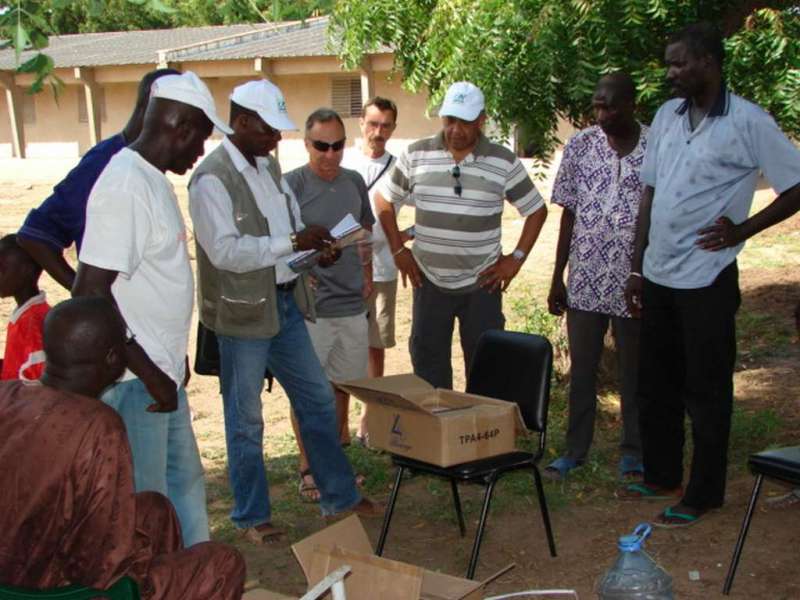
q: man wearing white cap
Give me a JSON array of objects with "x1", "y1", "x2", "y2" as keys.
[
  {"x1": 73, "y1": 71, "x2": 230, "y2": 546},
  {"x1": 189, "y1": 80, "x2": 381, "y2": 544},
  {"x1": 374, "y1": 81, "x2": 548, "y2": 389}
]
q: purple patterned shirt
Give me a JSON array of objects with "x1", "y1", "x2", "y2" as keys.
[{"x1": 551, "y1": 124, "x2": 648, "y2": 318}]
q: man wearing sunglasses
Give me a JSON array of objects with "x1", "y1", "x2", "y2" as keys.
[
  {"x1": 285, "y1": 109, "x2": 375, "y2": 500},
  {"x1": 374, "y1": 81, "x2": 548, "y2": 389},
  {"x1": 189, "y1": 82, "x2": 380, "y2": 544}
]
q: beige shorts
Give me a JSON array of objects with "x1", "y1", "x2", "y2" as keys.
[
  {"x1": 306, "y1": 313, "x2": 369, "y2": 383},
  {"x1": 367, "y1": 279, "x2": 398, "y2": 349}
]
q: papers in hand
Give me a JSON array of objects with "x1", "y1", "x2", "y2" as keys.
[{"x1": 287, "y1": 213, "x2": 370, "y2": 273}]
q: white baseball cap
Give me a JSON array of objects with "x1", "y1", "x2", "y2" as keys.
[
  {"x1": 230, "y1": 79, "x2": 298, "y2": 131},
  {"x1": 439, "y1": 81, "x2": 485, "y2": 121},
  {"x1": 150, "y1": 71, "x2": 232, "y2": 135}
]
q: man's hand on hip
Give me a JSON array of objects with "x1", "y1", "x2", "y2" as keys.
[
  {"x1": 394, "y1": 247, "x2": 422, "y2": 288},
  {"x1": 696, "y1": 216, "x2": 743, "y2": 251},
  {"x1": 479, "y1": 254, "x2": 523, "y2": 293}
]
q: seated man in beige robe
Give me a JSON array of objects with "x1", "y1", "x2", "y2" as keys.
[{"x1": 0, "y1": 296, "x2": 246, "y2": 599}]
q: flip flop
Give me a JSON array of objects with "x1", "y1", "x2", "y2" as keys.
[
  {"x1": 616, "y1": 482, "x2": 683, "y2": 501},
  {"x1": 653, "y1": 505, "x2": 705, "y2": 528},
  {"x1": 543, "y1": 457, "x2": 579, "y2": 481},
  {"x1": 619, "y1": 455, "x2": 645, "y2": 481},
  {"x1": 298, "y1": 469, "x2": 321, "y2": 503}
]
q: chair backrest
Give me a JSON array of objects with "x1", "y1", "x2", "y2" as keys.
[{"x1": 466, "y1": 330, "x2": 553, "y2": 441}]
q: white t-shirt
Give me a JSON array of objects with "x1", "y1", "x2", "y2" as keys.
[
  {"x1": 342, "y1": 147, "x2": 397, "y2": 282},
  {"x1": 80, "y1": 148, "x2": 194, "y2": 386}
]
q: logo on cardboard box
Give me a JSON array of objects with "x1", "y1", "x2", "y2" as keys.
[{"x1": 389, "y1": 414, "x2": 412, "y2": 450}]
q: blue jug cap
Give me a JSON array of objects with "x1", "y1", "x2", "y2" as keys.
[{"x1": 618, "y1": 523, "x2": 651, "y2": 551}]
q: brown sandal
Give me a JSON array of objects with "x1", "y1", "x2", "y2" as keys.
[
  {"x1": 240, "y1": 522, "x2": 284, "y2": 545},
  {"x1": 298, "y1": 469, "x2": 321, "y2": 503}
]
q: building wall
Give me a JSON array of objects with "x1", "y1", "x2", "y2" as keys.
[
  {"x1": 0, "y1": 63, "x2": 441, "y2": 166},
  {"x1": 0, "y1": 91, "x2": 11, "y2": 158},
  {"x1": 20, "y1": 85, "x2": 88, "y2": 157}
]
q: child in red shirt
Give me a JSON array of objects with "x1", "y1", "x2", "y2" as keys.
[{"x1": 0, "y1": 234, "x2": 50, "y2": 380}]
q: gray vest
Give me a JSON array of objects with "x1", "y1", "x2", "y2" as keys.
[{"x1": 190, "y1": 143, "x2": 315, "y2": 339}]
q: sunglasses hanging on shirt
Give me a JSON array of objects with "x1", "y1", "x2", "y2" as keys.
[{"x1": 452, "y1": 165, "x2": 462, "y2": 197}]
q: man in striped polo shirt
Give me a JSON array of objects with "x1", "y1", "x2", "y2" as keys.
[{"x1": 374, "y1": 81, "x2": 548, "y2": 389}]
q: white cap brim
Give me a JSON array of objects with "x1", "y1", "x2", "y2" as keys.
[
  {"x1": 439, "y1": 104, "x2": 483, "y2": 122},
  {"x1": 256, "y1": 108, "x2": 297, "y2": 132},
  {"x1": 152, "y1": 85, "x2": 232, "y2": 135}
]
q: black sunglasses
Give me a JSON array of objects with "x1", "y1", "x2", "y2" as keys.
[
  {"x1": 309, "y1": 138, "x2": 346, "y2": 152},
  {"x1": 452, "y1": 165, "x2": 462, "y2": 197}
]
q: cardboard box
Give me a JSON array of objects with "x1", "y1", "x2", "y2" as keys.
[
  {"x1": 338, "y1": 374, "x2": 526, "y2": 467},
  {"x1": 292, "y1": 515, "x2": 485, "y2": 599},
  {"x1": 242, "y1": 590, "x2": 297, "y2": 600}
]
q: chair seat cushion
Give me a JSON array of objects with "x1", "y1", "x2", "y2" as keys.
[
  {"x1": 749, "y1": 446, "x2": 800, "y2": 485},
  {"x1": 393, "y1": 451, "x2": 537, "y2": 480}
]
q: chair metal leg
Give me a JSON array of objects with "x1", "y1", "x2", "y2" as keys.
[
  {"x1": 466, "y1": 476, "x2": 498, "y2": 580},
  {"x1": 450, "y1": 479, "x2": 466, "y2": 537},
  {"x1": 376, "y1": 466, "x2": 405, "y2": 556},
  {"x1": 723, "y1": 474, "x2": 764, "y2": 595},
  {"x1": 532, "y1": 465, "x2": 557, "y2": 557}
]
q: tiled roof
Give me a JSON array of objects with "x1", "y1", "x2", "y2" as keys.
[{"x1": 0, "y1": 17, "x2": 375, "y2": 71}]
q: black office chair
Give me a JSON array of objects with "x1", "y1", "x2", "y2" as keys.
[
  {"x1": 722, "y1": 446, "x2": 800, "y2": 595},
  {"x1": 375, "y1": 329, "x2": 557, "y2": 579}
]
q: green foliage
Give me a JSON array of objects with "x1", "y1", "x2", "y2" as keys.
[
  {"x1": 726, "y1": 8, "x2": 800, "y2": 139},
  {"x1": 331, "y1": 0, "x2": 800, "y2": 158}
]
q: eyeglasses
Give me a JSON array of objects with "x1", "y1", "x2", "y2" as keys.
[
  {"x1": 309, "y1": 138, "x2": 346, "y2": 153},
  {"x1": 452, "y1": 165, "x2": 462, "y2": 197}
]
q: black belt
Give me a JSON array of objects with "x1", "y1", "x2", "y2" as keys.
[{"x1": 276, "y1": 279, "x2": 297, "y2": 292}]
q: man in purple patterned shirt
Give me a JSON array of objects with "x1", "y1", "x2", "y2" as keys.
[{"x1": 545, "y1": 73, "x2": 648, "y2": 480}]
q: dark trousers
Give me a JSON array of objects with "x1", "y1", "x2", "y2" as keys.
[
  {"x1": 638, "y1": 261, "x2": 740, "y2": 510},
  {"x1": 565, "y1": 309, "x2": 641, "y2": 462},
  {"x1": 410, "y1": 276, "x2": 504, "y2": 389}
]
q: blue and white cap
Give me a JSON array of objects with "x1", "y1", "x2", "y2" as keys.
[
  {"x1": 230, "y1": 79, "x2": 298, "y2": 131},
  {"x1": 439, "y1": 81, "x2": 485, "y2": 122}
]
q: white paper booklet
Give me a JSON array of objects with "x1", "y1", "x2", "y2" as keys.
[{"x1": 286, "y1": 213, "x2": 370, "y2": 273}]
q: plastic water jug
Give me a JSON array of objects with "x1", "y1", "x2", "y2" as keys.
[{"x1": 597, "y1": 523, "x2": 673, "y2": 600}]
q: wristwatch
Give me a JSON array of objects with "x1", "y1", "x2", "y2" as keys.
[
  {"x1": 511, "y1": 248, "x2": 527, "y2": 262},
  {"x1": 290, "y1": 232, "x2": 298, "y2": 252}
]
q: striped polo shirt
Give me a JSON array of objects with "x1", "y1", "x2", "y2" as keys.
[{"x1": 380, "y1": 132, "x2": 543, "y2": 290}]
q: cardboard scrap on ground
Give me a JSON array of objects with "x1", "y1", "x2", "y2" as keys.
[
  {"x1": 292, "y1": 515, "x2": 488, "y2": 599},
  {"x1": 338, "y1": 374, "x2": 526, "y2": 467},
  {"x1": 242, "y1": 589, "x2": 297, "y2": 600}
]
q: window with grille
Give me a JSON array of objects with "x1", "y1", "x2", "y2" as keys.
[
  {"x1": 330, "y1": 76, "x2": 362, "y2": 118},
  {"x1": 77, "y1": 86, "x2": 107, "y2": 123},
  {"x1": 22, "y1": 93, "x2": 35, "y2": 125}
]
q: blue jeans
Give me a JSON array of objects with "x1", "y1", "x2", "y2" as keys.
[
  {"x1": 217, "y1": 289, "x2": 360, "y2": 528},
  {"x1": 102, "y1": 379, "x2": 209, "y2": 546}
]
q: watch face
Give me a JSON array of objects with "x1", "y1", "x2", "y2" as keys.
[{"x1": 512, "y1": 249, "x2": 526, "y2": 261}]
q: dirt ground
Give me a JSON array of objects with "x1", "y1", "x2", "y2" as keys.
[{"x1": 1, "y1": 160, "x2": 798, "y2": 599}]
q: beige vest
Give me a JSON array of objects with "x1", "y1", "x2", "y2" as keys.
[{"x1": 190, "y1": 144, "x2": 315, "y2": 339}]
